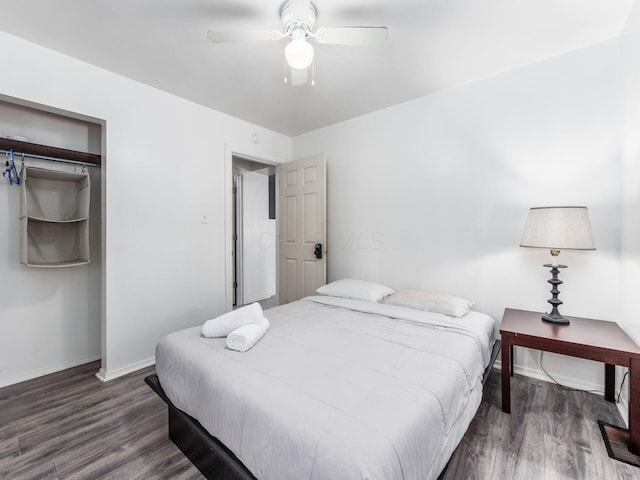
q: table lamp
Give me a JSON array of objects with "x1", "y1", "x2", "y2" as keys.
[{"x1": 520, "y1": 206, "x2": 595, "y2": 324}]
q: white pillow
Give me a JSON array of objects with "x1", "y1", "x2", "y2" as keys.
[
  {"x1": 382, "y1": 290, "x2": 474, "y2": 318},
  {"x1": 316, "y1": 279, "x2": 395, "y2": 303}
]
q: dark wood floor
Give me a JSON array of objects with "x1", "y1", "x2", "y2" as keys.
[
  {"x1": 0, "y1": 361, "x2": 200, "y2": 480},
  {"x1": 443, "y1": 370, "x2": 638, "y2": 480},
  {"x1": 0, "y1": 362, "x2": 637, "y2": 479}
]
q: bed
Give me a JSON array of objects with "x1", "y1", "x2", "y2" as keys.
[{"x1": 148, "y1": 293, "x2": 498, "y2": 480}]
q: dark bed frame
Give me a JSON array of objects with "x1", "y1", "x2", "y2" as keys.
[
  {"x1": 145, "y1": 374, "x2": 257, "y2": 480},
  {"x1": 145, "y1": 340, "x2": 501, "y2": 480}
]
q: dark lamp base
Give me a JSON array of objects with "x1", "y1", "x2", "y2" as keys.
[
  {"x1": 541, "y1": 263, "x2": 570, "y2": 325},
  {"x1": 542, "y1": 313, "x2": 570, "y2": 324}
]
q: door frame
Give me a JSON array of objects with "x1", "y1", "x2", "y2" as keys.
[
  {"x1": 232, "y1": 173, "x2": 243, "y2": 307},
  {"x1": 224, "y1": 145, "x2": 280, "y2": 311}
]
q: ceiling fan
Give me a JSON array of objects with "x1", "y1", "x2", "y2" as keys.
[{"x1": 207, "y1": 0, "x2": 388, "y2": 86}]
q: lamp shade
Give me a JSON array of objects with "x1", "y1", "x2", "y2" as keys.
[{"x1": 520, "y1": 206, "x2": 595, "y2": 250}]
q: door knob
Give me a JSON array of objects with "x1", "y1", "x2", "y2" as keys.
[{"x1": 314, "y1": 243, "x2": 322, "y2": 259}]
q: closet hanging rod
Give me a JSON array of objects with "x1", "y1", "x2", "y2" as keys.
[
  {"x1": 0, "y1": 137, "x2": 102, "y2": 166},
  {"x1": 0, "y1": 149, "x2": 100, "y2": 168}
]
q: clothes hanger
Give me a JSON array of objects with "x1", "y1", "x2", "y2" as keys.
[{"x1": 2, "y1": 149, "x2": 21, "y2": 185}]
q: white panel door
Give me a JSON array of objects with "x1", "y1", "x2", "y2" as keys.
[{"x1": 279, "y1": 154, "x2": 326, "y2": 303}]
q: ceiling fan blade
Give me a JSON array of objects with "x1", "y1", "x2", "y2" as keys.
[
  {"x1": 289, "y1": 0, "x2": 311, "y2": 19},
  {"x1": 291, "y1": 67, "x2": 308, "y2": 86},
  {"x1": 207, "y1": 30, "x2": 282, "y2": 43},
  {"x1": 315, "y1": 27, "x2": 388, "y2": 47}
]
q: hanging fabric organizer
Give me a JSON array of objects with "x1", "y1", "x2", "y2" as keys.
[{"x1": 20, "y1": 166, "x2": 90, "y2": 267}]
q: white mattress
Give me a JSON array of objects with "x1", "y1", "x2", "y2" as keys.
[{"x1": 155, "y1": 296, "x2": 495, "y2": 480}]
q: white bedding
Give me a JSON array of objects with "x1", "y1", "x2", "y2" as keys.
[{"x1": 155, "y1": 296, "x2": 495, "y2": 480}]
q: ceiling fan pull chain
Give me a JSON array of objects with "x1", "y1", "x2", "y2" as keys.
[
  {"x1": 283, "y1": 57, "x2": 288, "y2": 84},
  {"x1": 311, "y1": 61, "x2": 315, "y2": 86}
]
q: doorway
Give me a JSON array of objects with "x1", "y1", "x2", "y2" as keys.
[{"x1": 232, "y1": 155, "x2": 277, "y2": 309}]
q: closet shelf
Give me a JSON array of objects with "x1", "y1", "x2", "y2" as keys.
[
  {"x1": 23, "y1": 216, "x2": 89, "y2": 224},
  {"x1": 0, "y1": 137, "x2": 101, "y2": 166},
  {"x1": 24, "y1": 259, "x2": 90, "y2": 268}
]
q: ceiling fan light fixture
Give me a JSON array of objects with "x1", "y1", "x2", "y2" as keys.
[
  {"x1": 207, "y1": 0, "x2": 388, "y2": 86},
  {"x1": 285, "y1": 37, "x2": 314, "y2": 69}
]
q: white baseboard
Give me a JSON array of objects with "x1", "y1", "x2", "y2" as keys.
[
  {"x1": 494, "y1": 360, "x2": 629, "y2": 426},
  {"x1": 95, "y1": 357, "x2": 155, "y2": 383},
  {"x1": 0, "y1": 355, "x2": 101, "y2": 389}
]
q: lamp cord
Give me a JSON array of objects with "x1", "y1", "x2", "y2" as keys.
[
  {"x1": 617, "y1": 371, "x2": 629, "y2": 403},
  {"x1": 539, "y1": 351, "x2": 628, "y2": 402}
]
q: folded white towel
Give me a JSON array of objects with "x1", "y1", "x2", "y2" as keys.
[
  {"x1": 201, "y1": 302, "x2": 263, "y2": 338},
  {"x1": 226, "y1": 317, "x2": 270, "y2": 352}
]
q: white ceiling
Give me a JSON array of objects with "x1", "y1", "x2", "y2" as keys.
[{"x1": 0, "y1": 0, "x2": 634, "y2": 136}]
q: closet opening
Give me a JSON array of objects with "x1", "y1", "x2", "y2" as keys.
[
  {"x1": 0, "y1": 95, "x2": 105, "y2": 388},
  {"x1": 232, "y1": 155, "x2": 278, "y2": 310}
]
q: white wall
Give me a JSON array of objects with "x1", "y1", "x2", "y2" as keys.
[
  {"x1": 0, "y1": 30, "x2": 291, "y2": 383},
  {"x1": 0, "y1": 101, "x2": 102, "y2": 154},
  {"x1": 621, "y1": 0, "x2": 640, "y2": 342},
  {"x1": 241, "y1": 171, "x2": 276, "y2": 304},
  {"x1": 293, "y1": 40, "x2": 624, "y2": 398},
  {"x1": 619, "y1": 0, "x2": 640, "y2": 411}
]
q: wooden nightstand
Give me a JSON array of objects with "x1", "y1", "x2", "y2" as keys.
[{"x1": 500, "y1": 308, "x2": 640, "y2": 460}]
